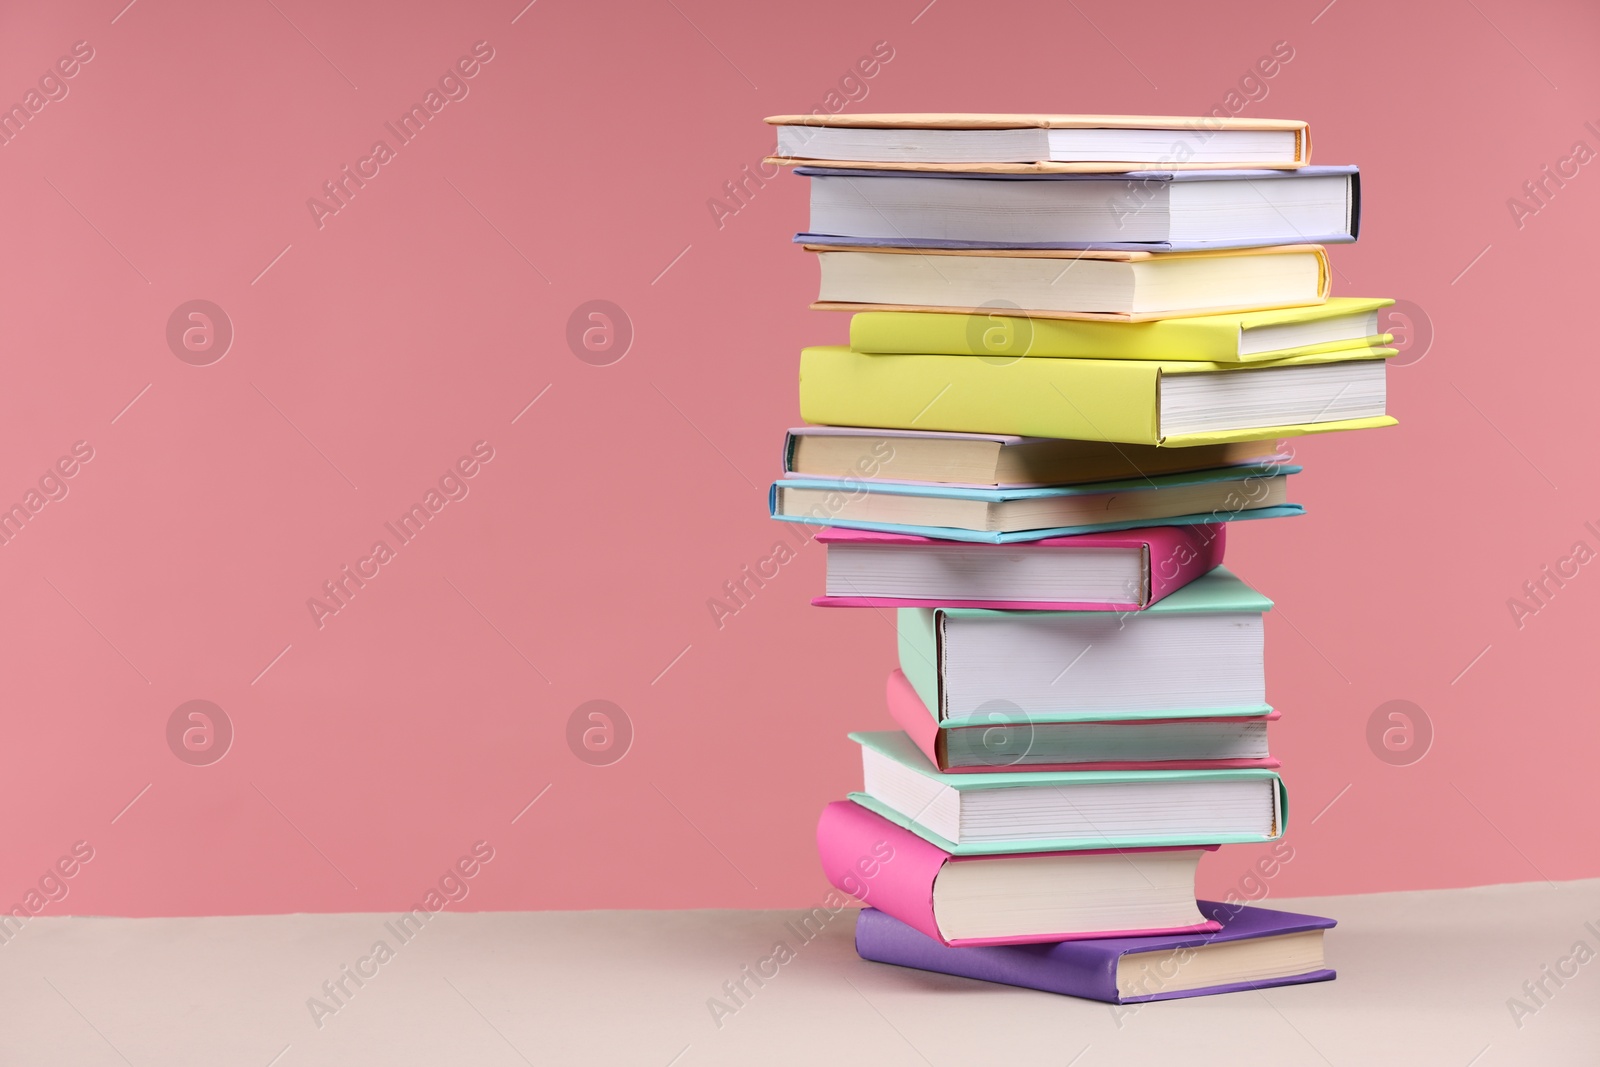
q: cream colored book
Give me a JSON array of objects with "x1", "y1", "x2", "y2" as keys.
[
  {"x1": 767, "y1": 113, "x2": 1311, "y2": 172},
  {"x1": 808, "y1": 244, "x2": 1330, "y2": 322},
  {"x1": 783, "y1": 427, "x2": 1281, "y2": 486}
]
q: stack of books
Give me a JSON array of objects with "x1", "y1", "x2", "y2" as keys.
[{"x1": 766, "y1": 113, "x2": 1394, "y2": 1004}]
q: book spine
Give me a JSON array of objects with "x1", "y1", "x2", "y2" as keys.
[
  {"x1": 1348, "y1": 170, "x2": 1362, "y2": 241},
  {"x1": 1145, "y1": 524, "x2": 1227, "y2": 606},
  {"x1": 895, "y1": 610, "x2": 943, "y2": 721},
  {"x1": 884, "y1": 670, "x2": 944, "y2": 768},
  {"x1": 817, "y1": 803, "x2": 947, "y2": 943},
  {"x1": 780, "y1": 430, "x2": 799, "y2": 474}
]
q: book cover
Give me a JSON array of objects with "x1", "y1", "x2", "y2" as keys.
[{"x1": 854, "y1": 902, "x2": 1337, "y2": 1003}]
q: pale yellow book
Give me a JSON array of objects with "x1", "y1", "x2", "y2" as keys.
[
  {"x1": 848, "y1": 297, "x2": 1396, "y2": 362},
  {"x1": 809, "y1": 244, "x2": 1332, "y2": 323}
]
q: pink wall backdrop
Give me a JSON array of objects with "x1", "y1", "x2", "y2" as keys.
[{"x1": 1, "y1": 0, "x2": 1595, "y2": 918}]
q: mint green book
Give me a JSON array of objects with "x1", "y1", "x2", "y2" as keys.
[
  {"x1": 898, "y1": 565, "x2": 1273, "y2": 726},
  {"x1": 850, "y1": 730, "x2": 1286, "y2": 855}
]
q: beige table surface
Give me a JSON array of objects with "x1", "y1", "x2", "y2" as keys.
[{"x1": 2, "y1": 878, "x2": 1595, "y2": 1066}]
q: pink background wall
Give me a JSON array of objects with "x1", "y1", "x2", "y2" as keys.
[{"x1": 1, "y1": 0, "x2": 1595, "y2": 918}]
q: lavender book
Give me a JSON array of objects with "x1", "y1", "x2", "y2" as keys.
[{"x1": 855, "y1": 900, "x2": 1335, "y2": 1004}]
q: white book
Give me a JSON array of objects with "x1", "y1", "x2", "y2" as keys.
[
  {"x1": 897, "y1": 567, "x2": 1270, "y2": 721},
  {"x1": 852, "y1": 731, "x2": 1284, "y2": 851},
  {"x1": 804, "y1": 167, "x2": 1358, "y2": 248},
  {"x1": 767, "y1": 113, "x2": 1309, "y2": 168}
]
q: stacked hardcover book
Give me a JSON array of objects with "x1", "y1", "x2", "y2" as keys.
[{"x1": 767, "y1": 113, "x2": 1394, "y2": 1004}]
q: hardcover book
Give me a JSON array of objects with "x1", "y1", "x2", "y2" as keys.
[
  {"x1": 771, "y1": 464, "x2": 1302, "y2": 544},
  {"x1": 767, "y1": 112, "x2": 1312, "y2": 171},
  {"x1": 807, "y1": 244, "x2": 1331, "y2": 322},
  {"x1": 898, "y1": 566, "x2": 1273, "y2": 724},
  {"x1": 848, "y1": 297, "x2": 1396, "y2": 363},
  {"x1": 798, "y1": 344, "x2": 1394, "y2": 446},
  {"x1": 813, "y1": 525, "x2": 1224, "y2": 610},
  {"x1": 881, "y1": 668, "x2": 1278, "y2": 772},
  {"x1": 795, "y1": 165, "x2": 1360, "y2": 250},
  {"x1": 855, "y1": 902, "x2": 1337, "y2": 1003},
  {"x1": 818, "y1": 801, "x2": 1220, "y2": 946},
  {"x1": 849, "y1": 730, "x2": 1287, "y2": 854},
  {"x1": 782, "y1": 427, "x2": 1281, "y2": 487}
]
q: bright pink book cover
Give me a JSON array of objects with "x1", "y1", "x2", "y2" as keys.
[
  {"x1": 884, "y1": 669, "x2": 1281, "y2": 773},
  {"x1": 816, "y1": 801, "x2": 1221, "y2": 947},
  {"x1": 812, "y1": 525, "x2": 1224, "y2": 610}
]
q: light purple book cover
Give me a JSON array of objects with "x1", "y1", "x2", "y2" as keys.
[{"x1": 855, "y1": 900, "x2": 1336, "y2": 1004}]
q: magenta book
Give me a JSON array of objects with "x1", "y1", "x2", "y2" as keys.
[
  {"x1": 812, "y1": 524, "x2": 1224, "y2": 610},
  {"x1": 819, "y1": 801, "x2": 1221, "y2": 947}
]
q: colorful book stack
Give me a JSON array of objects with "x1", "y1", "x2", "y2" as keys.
[{"x1": 766, "y1": 113, "x2": 1395, "y2": 1004}]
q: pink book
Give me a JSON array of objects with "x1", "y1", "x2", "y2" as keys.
[
  {"x1": 818, "y1": 801, "x2": 1222, "y2": 947},
  {"x1": 812, "y1": 524, "x2": 1223, "y2": 610},
  {"x1": 884, "y1": 669, "x2": 1280, "y2": 773}
]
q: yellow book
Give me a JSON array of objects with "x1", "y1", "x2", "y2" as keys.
[
  {"x1": 850, "y1": 298, "x2": 1396, "y2": 364},
  {"x1": 798, "y1": 346, "x2": 1397, "y2": 447}
]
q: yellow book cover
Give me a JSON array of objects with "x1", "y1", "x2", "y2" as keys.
[
  {"x1": 849, "y1": 298, "x2": 1396, "y2": 363},
  {"x1": 798, "y1": 346, "x2": 1397, "y2": 447}
]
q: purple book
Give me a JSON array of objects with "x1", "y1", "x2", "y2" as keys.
[{"x1": 855, "y1": 900, "x2": 1336, "y2": 1004}]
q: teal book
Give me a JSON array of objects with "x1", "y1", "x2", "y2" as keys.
[
  {"x1": 850, "y1": 730, "x2": 1287, "y2": 855},
  {"x1": 899, "y1": 566, "x2": 1273, "y2": 726},
  {"x1": 770, "y1": 463, "x2": 1304, "y2": 544}
]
